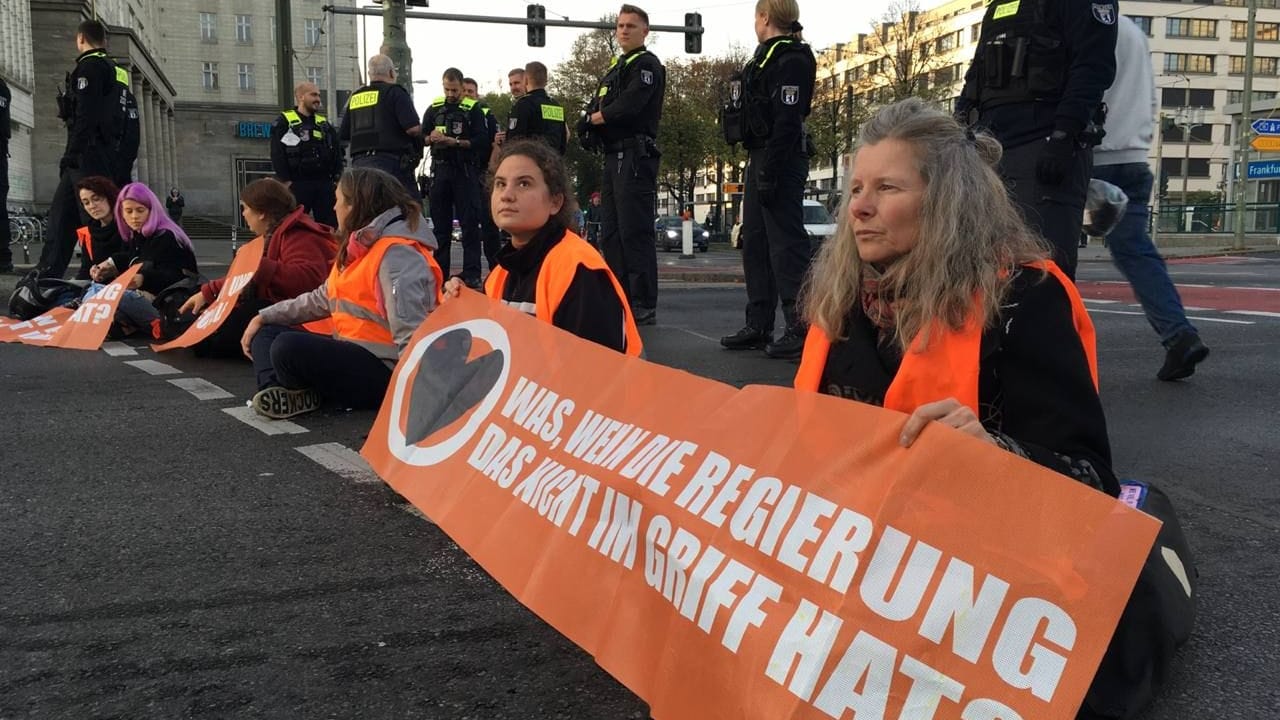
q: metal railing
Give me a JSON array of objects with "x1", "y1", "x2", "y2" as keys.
[
  {"x1": 7, "y1": 208, "x2": 48, "y2": 265},
  {"x1": 1155, "y1": 202, "x2": 1280, "y2": 235}
]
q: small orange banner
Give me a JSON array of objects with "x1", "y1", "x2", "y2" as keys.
[
  {"x1": 153, "y1": 236, "x2": 265, "y2": 351},
  {"x1": 362, "y1": 292, "x2": 1160, "y2": 720},
  {"x1": 0, "y1": 264, "x2": 141, "y2": 350}
]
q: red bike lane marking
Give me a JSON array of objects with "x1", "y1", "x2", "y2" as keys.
[{"x1": 1076, "y1": 281, "x2": 1280, "y2": 313}]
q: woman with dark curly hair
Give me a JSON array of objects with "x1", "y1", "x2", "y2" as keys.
[{"x1": 73, "y1": 176, "x2": 123, "y2": 282}]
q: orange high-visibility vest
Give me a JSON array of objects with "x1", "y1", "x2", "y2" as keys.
[
  {"x1": 793, "y1": 261, "x2": 1096, "y2": 414},
  {"x1": 325, "y1": 237, "x2": 443, "y2": 354},
  {"x1": 76, "y1": 226, "x2": 92, "y2": 261},
  {"x1": 485, "y1": 229, "x2": 642, "y2": 356}
]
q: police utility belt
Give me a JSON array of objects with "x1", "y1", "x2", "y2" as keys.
[{"x1": 603, "y1": 135, "x2": 658, "y2": 155}]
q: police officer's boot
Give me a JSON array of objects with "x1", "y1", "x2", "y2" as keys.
[
  {"x1": 765, "y1": 306, "x2": 806, "y2": 360},
  {"x1": 720, "y1": 325, "x2": 770, "y2": 350}
]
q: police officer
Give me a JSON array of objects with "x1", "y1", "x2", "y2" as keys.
[
  {"x1": 339, "y1": 54, "x2": 422, "y2": 198},
  {"x1": 423, "y1": 67, "x2": 487, "y2": 287},
  {"x1": 38, "y1": 19, "x2": 131, "y2": 279},
  {"x1": 503, "y1": 61, "x2": 567, "y2": 155},
  {"x1": 463, "y1": 76, "x2": 502, "y2": 272},
  {"x1": 579, "y1": 4, "x2": 665, "y2": 325},
  {"x1": 271, "y1": 82, "x2": 342, "y2": 227},
  {"x1": 956, "y1": 0, "x2": 1117, "y2": 279},
  {"x1": 719, "y1": 0, "x2": 816, "y2": 359},
  {"x1": 0, "y1": 75, "x2": 13, "y2": 273}
]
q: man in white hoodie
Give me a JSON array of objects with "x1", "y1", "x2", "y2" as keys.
[{"x1": 1093, "y1": 16, "x2": 1209, "y2": 381}]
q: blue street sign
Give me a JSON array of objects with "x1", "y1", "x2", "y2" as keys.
[
  {"x1": 1247, "y1": 160, "x2": 1280, "y2": 179},
  {"x1": 1251, "y1": 118, "x2": 1280, "y2": 135}
]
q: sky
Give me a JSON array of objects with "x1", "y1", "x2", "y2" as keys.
[{"x1": 344, "y1": 1, "x2": 894, "y2": 116}]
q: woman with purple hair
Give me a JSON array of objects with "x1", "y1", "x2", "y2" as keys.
[{"x1": 83, "y1": 182, "x2": 199, "y2": 336}]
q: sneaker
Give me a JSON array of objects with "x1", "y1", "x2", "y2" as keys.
[
  {"x1": 252, "y1": 386, "x2": 322, "y2": 419},
  {"x1": 1157, "y1": 332, "x2": 1209, "y2": 382},
  {"x1": 765, "y1": 326, "x2": 807, "y2": 359},
  {"x1": 633, "y1": 307, "x2": 656, "y2": 326},
  {"x1": 720, "y1": 325, "x2": 770, "y2": 350}
]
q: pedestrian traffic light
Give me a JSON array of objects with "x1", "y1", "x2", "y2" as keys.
[
  {"x1": 527, "y1": 4, "x2": 546, "y2": 47},
  {"x1": 684, "y1": 12, "x2": 702, "y2": 54}
]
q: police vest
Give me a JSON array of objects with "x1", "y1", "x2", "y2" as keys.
[
  {"x1": 485, "y1": 230, "x2": 643, "y2": 357},
  {"x1": 792, "y1": 261, "x2": 1096, "y2": 414},
  {"x1": 512, "y1": 91, "x2": 567, "y2": 154},
  {"x1": 427, "y1": 96, "x2": 477, "y2": 164},
  {"x1": 325, "y1": 237, "x2": 443, "y2": 357},
  {"x1": 972, "y1": 0, "x2": 1068, "y2": 108},
  {"x1": 280, "y1": 109, "x2": 337, "y2": 176},
  {"x1": 723, "y1": 37, "x2": 814, "y2": 147},
  {"x1": 347, "y1": 82, "x2": 415, "y2": 156},
  {"x1": 77, "y1": 50, "x2": 135, "y2": 149},
  {"x1": 593, "y1": 48, "x2": 660, "y2": 141}
]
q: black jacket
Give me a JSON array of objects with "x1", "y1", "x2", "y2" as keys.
[
  {"x1": 0, "y1": 77, "x2": 10, "y2": 148},
  {"x1": 508, "y1": 88, "x2": 567, "y2": 154},
  {"x1": 111, "y1": 229, "x2": 199, "y2": 295},
  {"x1": 818, "y1": 269, "x2": 1117, "y2": 493},
  {"x1": 742, "y1": 36, "x2": 816, "y2": 172},
  {"x1": 77, "y1": 221, "x2": 126, "y2": 280},
  {"x1": 63, "y1": 49, "x2": 121, "y2": 174},
  {"x1": 595, "y1": 46, "x2": 665, "y2": 144},
  {"x1": 493, "y1": 220, "x2": 626, "y2": 353}
]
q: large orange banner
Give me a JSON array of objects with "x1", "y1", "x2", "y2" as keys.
[
  {"x1": 0, "y1": 264, "x2": 141, "y2": 350},
  {"x1": 154, "y1": 236, "x2": 264, "y2": 351},
  {"x1": 362, "y1": 292, "x2": 1160, "y2": 720}
]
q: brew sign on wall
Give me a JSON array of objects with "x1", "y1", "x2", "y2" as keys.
[{"x1": 363, "y1": 292, "x2": 1161, "y2": 720}]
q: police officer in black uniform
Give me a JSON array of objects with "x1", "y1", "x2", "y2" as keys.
[
  {"x1": 271, "y1": 81, "x2": 342, "y2": 227},
  {"x1": 38, "y1": 19, "x2": 130, "y2": 279},
  {"x1": 956, "y1": 0, "x2": 1117, "y2": 279},
  {"x1": 579, "y1": 4, "x2": 665, "y2": 325},
  {"x1": 339, "y1": 54, "x2": 422, "y2": 199},
  {"x1": 719, "y1": 2, "x2": 816, "y2": 359},
  {"x1": 423, "y1": 67, "x2": 487, "y2": 287},
  {"x1": 463, "y1": 76, "x2": 503, "y2": 272},
  {"x1": 505, "y1": 61, "x2": 567, "y2": 154},
  {"x1": 0, "y1": 76, "x2": 13, "y2": 273}
]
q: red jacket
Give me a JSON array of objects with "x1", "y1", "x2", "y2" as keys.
[{"x1": 201, "y1": 206, "x2": 337, "y2": 303}]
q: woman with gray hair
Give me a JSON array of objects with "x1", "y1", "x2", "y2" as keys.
[{"x1": 794, "y1": 98, "x2": 1115, "y2": 493}]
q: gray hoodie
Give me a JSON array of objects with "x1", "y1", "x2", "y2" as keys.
[
  {"x1": 1095, "y1": 17, "x2": 1155, "y2": 167},
  {"x1": 258, "y1": 207, "x2": 439, "y2": 366}
]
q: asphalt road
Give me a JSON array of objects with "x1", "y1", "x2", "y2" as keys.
[{"x1": 1, "y1": 254, "x2": 1278, "y2": 719}]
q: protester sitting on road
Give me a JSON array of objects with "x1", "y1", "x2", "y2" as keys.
[
  {"x1": 73, "y1": 176, "x2": 124, "y2": 282},
  {"x1": 442, "y1": 139, "x2": 641, "y2": 356},
  {"x1": 83, "y1": 182, "x2": 198, "y2": 336},
  {"x1": 241, "y1": 167, "x2": 442, "y2": 420},
  {"x1": 794, "y1": 98, "x2": 1117, "y2": 493},
  {"x1": 179, "y1": 178, "x2": 337, "y2": 358}
]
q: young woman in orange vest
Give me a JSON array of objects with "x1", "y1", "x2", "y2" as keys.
[
  {"x1": 179, "y1": 178, "x2": 337, "y2": 359},
  {"x1": 241, "y1": 167, "x2": 443, "y2": 420},
  {"x1": 443, "y1": 139, "x2": 641, "y2": 356},
  {"x1": 72, "y1": 175, "x2": 123, "y2": 282},
  {"x1": 794, "y1": 98, "x2": 1116, "y2": 494}
]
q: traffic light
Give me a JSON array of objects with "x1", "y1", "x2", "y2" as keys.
[
  {"x1": 527, "y1": 4, "x2": 546, "y2": 47},
  {"x1": 684, "y1": 12, "x2": 702, "y2": 54}
]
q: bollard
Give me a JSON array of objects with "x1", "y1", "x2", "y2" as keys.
[{"x1": 230, "y1": 227, "x2": 238, "y2": 261}]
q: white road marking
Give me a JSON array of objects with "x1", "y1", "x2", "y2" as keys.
[
  {"x1": 670, "y1": 325, "x2": 720, "y2": 343},
  {"x1": 101, "y1": 342, "x2": 138, "y2": 357},
  {"x1": 1227, "y1": 310, "x2": 1280, "y2": 319},
  {"x1": 168, "y1": 377, "x2": 234, "y2": 401},
  {"x1": 295, "y1": 442, "x2": 381, "y2": 484},
  {"x1": 1088, "y1": 308, "x2": 1254, "y2": 325},
  {"x1": 1082, "y1": 298, "x2": 1120, "y2": 305},
  {"x1": 124, "y1": 359, "x2": 182, "y2": 376},
  {"x1": 1182, "y1": 306, "x2": 1212, "y2": 311},
  {"x1": 221, "y1": 406, "x2": 309, "y2": 435}
]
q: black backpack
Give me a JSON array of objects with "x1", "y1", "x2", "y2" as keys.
[
  {"x1": 149, "y1": 273, "x2": 205, "y2": 341},
  {"x1": 7, "y1": 271, "x2": 88, "y2": 320}
]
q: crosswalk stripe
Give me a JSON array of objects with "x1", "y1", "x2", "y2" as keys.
[
  {"x1": 1227, "y1": 310, "x2": 1280, "y2": 319},
  {"x1": 221, "y1": 406, "x2": 309, "y2": 435},
  {"x1": 168, "y1": 378, "x2": 234, "y2": 401},
  {"x1": 124, "y1": 359, "x2": 181, "y2": 375},
  {"x1": 295, "y1": 443, "x2": 381, "y2": 484},
  {"x1": 101, "y1": 342, "x2": 138, "y2": 357}
]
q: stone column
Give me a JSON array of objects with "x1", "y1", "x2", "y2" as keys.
[
  {"x1": 162, "y1": 108, "x2": 175, "y2": 195},
  {"x1": 150, "y1": 92, "x2": 163, "y2": 190},
  {"x1": 134, "y1": 80, "x2": 151, "y2": 184}
]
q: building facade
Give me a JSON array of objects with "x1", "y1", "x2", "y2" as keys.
[{"x1": 3, "y1": 0, "x2": 37, "y2": 205}]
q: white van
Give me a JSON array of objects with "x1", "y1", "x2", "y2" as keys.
[{"x1": 729, "y1": 199, "x2": 837, "y2": 249}]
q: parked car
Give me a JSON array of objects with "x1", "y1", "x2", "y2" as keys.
[
  {"x1": 728, "y1": 199, "x2": 838, "y2": 250},
  {"x1": 654, "y1": 216, "x2": 710, "y2": 252}
]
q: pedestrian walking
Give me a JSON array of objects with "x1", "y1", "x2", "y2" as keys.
[
  {"x1": 271, "y1": 82, "x2": 342, "y2": 227},
  {"x1": 1093, "y1": 17, "x2": 1209, "y2": 380},
  {"x1": 165, "y1": 188, "x2": 185, "y2": 226},
  {"x1": 955, "y1": 0, "x2": 1118, "y2": 278},
  {"x1": 579, "y1": 4, "x2": 665, "y2": 326},
  {"x1": 718, "y1": 0, "x2": 816, "y2": 359}
]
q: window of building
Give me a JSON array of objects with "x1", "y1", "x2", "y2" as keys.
[
  {"x1": 935, "y1": 30, "x2": 959, "y2": 54},
  {"x1": 1166, "y1": 18, "x2": 1218, "y2": 38},
  {"x1": 1163, "y1": 53, "x2": 1214, "y2": 74},
  {"x1": 270, "y1": 16, "x2": 276, "y2": 45},
  {"x1": 971, "y1": 23, "x2": 981, "y2": 42},
  {"x1": 307, "y1": 66, "x2": 324, "y2": 88},
  {"x1": 1223, "y1": 0, "x2": 1278, "y2": 7},
  {"x1": 1128, "y1": 16, "x2": 1153, "y2": 36},
  {"x1": 199, "y1": 12, "x2": 216, "y2": 42},
  {"x1": 1231, "y1": 20, "x2": 1280, "y2": 40},
  {"x1": 304, "y1": 18, "x2": 322, "y2": 47},
  {"x1": 1162, "y1": 123, "x2": 1214, "y2": 143},
  {"x1": 1228, "y1": 89, "x2": 1278, "y2": 104},
  {"x1": 201, "y1": 61, "x2": 218, "y2": 90},
  {"x1": 1161, "y1": 158, "x2": 1211, "y2": 178},
  {"x1": 1160, "y1": 87, "x2": 1215, "y2": 108},
  {"x1": 235, "y1": 14, "x2": 252, "y2": 43},
  {"x1": 1230, "y1": 55, "x2": 1280, "y2": 75},
  {"x1": 238, "y1": 63, "x2": 255, "y2": 91}
]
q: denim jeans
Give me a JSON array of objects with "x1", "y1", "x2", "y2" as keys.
[
  {"x1": 1092, "y1": 162, "x2": 1197, "y2": 345},
  {"x1": 84, "y1": 282, "x2": 160, "y2": 330}
]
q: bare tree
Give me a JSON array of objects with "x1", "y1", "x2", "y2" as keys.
[
  {"x1": 853, "y1": 0, "x2": 964, "y2": 109},
  {"x1": 549, "y1": 19, "x2": 619, "y2": 204}
]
